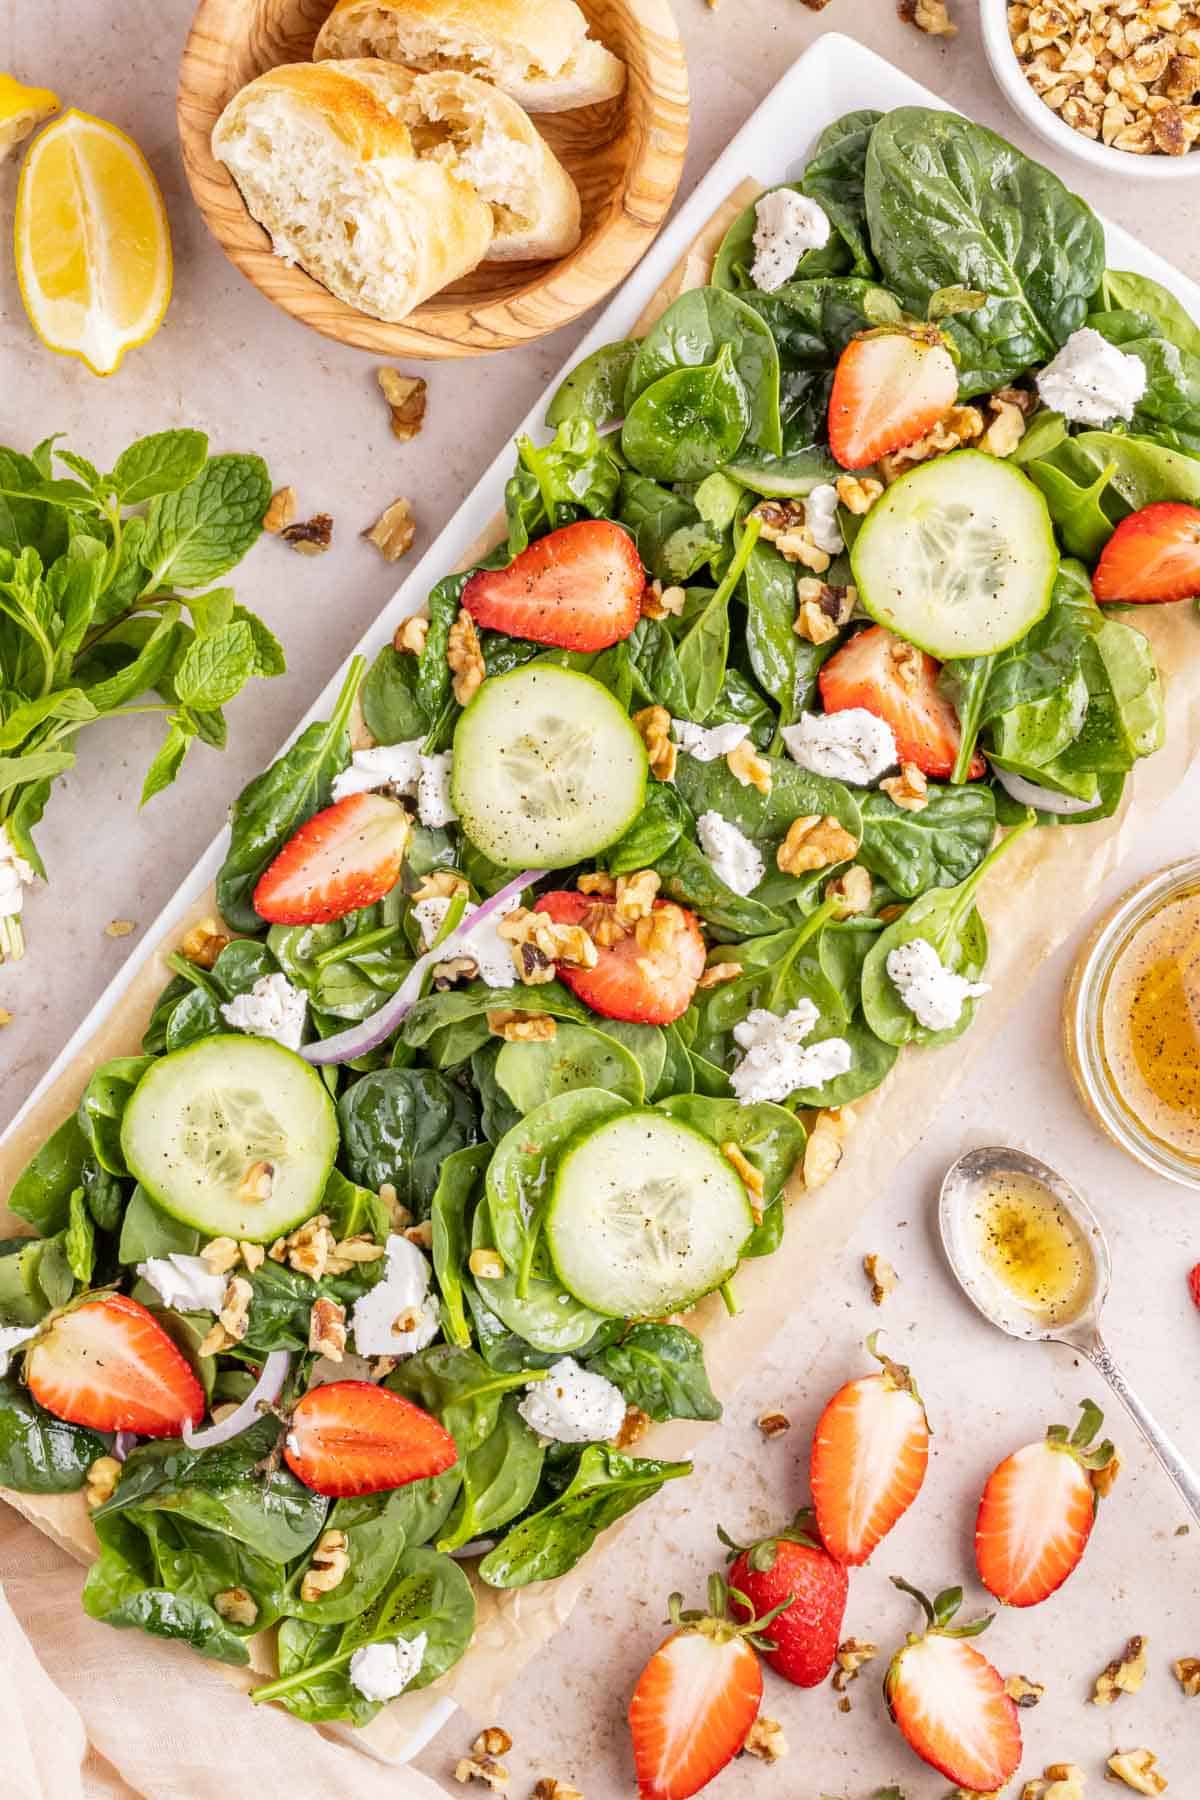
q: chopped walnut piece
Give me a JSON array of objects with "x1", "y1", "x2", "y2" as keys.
[
  {"x1": 405, "y1": 1219, "x2": 435, "y2": 1250},
  {"x1": 448, "y1": 608, "x2": 485, "y2": 706},
  {"x1": 879, "y1": 405, "x2": 982, "y2": 482},
  {"x1": 236, "y1": 1160, "x2": 274, "y2": 1208},
  {"x1": 741, "y1": 1716, "x2": 787, "y2": 1763},
  {"x1": 633, "y1": 704, "x2": 676, "y2": 782},
  {"x1": 1094, "y1": 1636, "x2": 1149, "y2": 1705},
  {"x1": 498, "y1": 905, "x2": 597, "y2": 981},
  {"x1": 469, "y1": 1247, "x2": 505, "y2": 1281},
  {"x1": 981, "y1": 394, "x2": 1028, "y2": 458},
  {"x1": 863, "y1": 1252, "x2": 899, "y2": 1306},
  {"x1": 578, "y1": 871, "x2": 616, "y2": 897},
  {"x1": 901, "y1": 0, "x2": 958, "y2": 35},
  {"x1": 835, "y1": 474, "x2": 884, "y2": 515},
  {"x1": 1005, "y1": 1672, "x2": 1046, "y2": 1707},
  {"x1": 757, "y1": 1410, "x2": 790, "y2": 1439},
  {"x1": 615, "y1": 1405, "x2": 651, "y2": 1448},
  {"x1": 794, "y1": 577, "x2": 856, "y2": 645},
  {"x1": 727, "y1": 736, "x2": 772, "y2": 795},
  {"x1": 267, "y1": 1238, "x2": 288, "y2": 1263},
  {"x1": 1173, "y1": 1656, "x2": 1200, "y2": 1696},
  {"x1": 105, "y1": 918, "x2": 136, "y2": 938},
  {"x1": 414, "y1": 870, "x2": 469, "y2": 902},
  {"x1": 394, "y1": 613, "x2": 429, "y2": 655},
  {"x1": 721, "y1": 1140, "x2": 765, "y2": 1204},
  {"x1": 218, "y1": 1275, "x2": 253, "y2": 1343},
  {"x1": 301, "y1": 1529, "x2": 350, "y2": 1601},
  {"x1": 214, "y1": 1586, "x2": 258, "y2": 1626},
  {"x1": 332, "y1": 1235, "x2": 387, "y2": 1266},
  {"x1": 832, "y1": 1636, "x2": 878, "y2": 1693},
  {"x1": 308, "y1": 1296, "x2": 347, "y2": 1359},
  {"x1": 240, "y1": 1241, "x2": 266, "y2": 1274},
  {"x1": 180, "y1": 916, "x2": 230, "y2": 969},
  {"x1": 198, "y1": 1321, "x2": 236, "y2": 1356},
  {"x1": 85, "y1": 1455, "x2": 122, "y2": 1510},
  {"x1": 531, "y1": 1782, "x2": 583, "y2": 1800},
  {"x1": 1092, "y1": 1446, "x2": 1123, "y2": 1497},
  {"x1": 749, "y1": 499, "x2": 830, "y2": 572},
  {"x1": 1106, "y1": 1749, "x2": 1167, "y2": 1795},
  {"x1": 377, "y1": 368, "x2": 428, "y2": 441},
  {"x1": 201, "y1": 1236, "x2": 242, "y2": 1275},
  {"x1": 364, "y1": 496, "x2": 416, "y2": 561},
  {"x1": 697, "y1": 960, "x2": 743, "y2": 989},
  {"x1": 777, "y1": 813, "x2": 858, "y2": 875},
  {"x1": 880, "y1": 763, "x2": 930, "y2": 812},
  {"x1": 641, "y1": 579, "x2": 686, "y2": 619},
  {"x1": 804, "y1": 1106, "x2": 855, "y2": 1190},
  {"x1": 282, "y1": 514, "x2": 333, "y2": 555},
  {"x1": 262, "y1": 486, "x2": 297, "y2": 534},
  {"x1": 826, "y1": 864, "x2": 872, "y2": 917},
  {"x1": 471, "y1": 1728, "x2": 512, "y2": 1758},
  {"x1": 487, "y1": 1008, "x2": 557, "y2": 1043},
  {"x1": 1023, "y1": 1770, "x2": 1086, "y2": 1800},
  {"x1": 453, "y1": 1755, "x2": 510, "y2": 1791},
  {"x1": 432, "y1": 954, "x2": 479, "y2": 989}
]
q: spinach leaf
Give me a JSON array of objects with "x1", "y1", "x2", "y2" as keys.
[
  {"x1": 64, "y1": 1186, "x2": 95, "y2": 1284},
  {"x1": 1071, "y1": 429, "x2": 1200, "y2": 511},
  {"x1": 283, "y1": 1489, "x2": 410, "y2": 1625},
  {"x1": 655, "y1": 835, "x2": 788, "y2": 938},
  {"x1": 622, "y1": 344, "x2": 751, "y2": 483},
  {"x1": 478, "y1": 1446, "x2": 691, "y2": 1588},
  {"x1": 625, "y1": 289, "x2": 783, "y2": 456},
  {"x1": 82, "y1": 1516, "x2": 251, "y2": 1666},
  {"x1": 387, "y1": 1344, "x2": 533, "y2": 1453},
  {"x1": 712, "y1": 185, "x2": 850, "y2": 293},
  {"x1": 1101, "y1": 268, "x2": 1200, "y2": 357},
  {"x1": 1087, "y1": 309, "x2": 1200, "y2": 456},
  {"x1": 656, "y1": 1094, "x2": 807, "y2": 1212},
  {"x1": 338, "y1": 1067, "x2": 478, "y2": 1215},
  {"x1": 0, "y1": 1239, "x2": 53, "y2": 1327},
  {"x1": 436, "y1": 1396, "x2": 545, "y2": 1554},
  {"x1": 361, "y1": 641, "x2": 426, "y2": 745},
  {"x1": 400, "y1": 981, "x2": 589, "y2": 1052},
  {"x1": 604, "y1": 781, "x2": 690, "y2": 874},
  {"x1": 117, "y1": 1186, "x2": 200, "y2": 1262},
  {"x1": 587, "y1": 1323, "x2": 721, "y2": 1423},
  {"x1": 81, "y1": 1155, "x2": 126, "y2": 1233},
  {"x1": 799, "y1": 109, "x2": 884, "y2": 276},
  {"x1": 470, "y1": 1195, "x2": 607, "y2": 1353},
  {"x1": 495, "y1": 1021, "x2": 646, "y2": 1112},
  {"x1": 76, "y1": 1055, "x2": 153, "y2": 1177},
  {"x1": 0, "y1": 1374, "x2": 108, "y2": 1491},
  {"x1": 864, "y1": 108, "x2": 1105, "y2": 393},
  {"x1": 1026, "y1": 452, "x2": 1118, "y2": 561},
  {"x1": 858, "y1": 784, "x2": 996, "y2": 897},
  {"x1": 505, "y1": 420, "x2": 623, "y2": 551},
  {"x1": 430, "y1": 1144, "x2": 491, "y2": 1348},
  {"x1": 674, "y1": 516, "x2": 762, "y2": 720},
  {"x1": 673, "y1": 743, "x2": 861, "y2": 861},
  {"x1": 618, "y1": 473, "x2": 725, "y2": 585},
  {"x1": 136, "y1": 1511, "x2": 288, "y2": 1633},
  {"x1": 9, "y1": 1114, "x2": 89, "y2": 1235},
  {"x1": 545, "y1": 342, "x2": 638, "y2": 428},
  {"x1": 486, "y1": 1089, "x2": 629, "y2": 1287},
  {"x1": 238, "y1": 1259, "x2": 381, "y2": 1356},
  {"x1": 385, "y1": 1468, "x2": 463, "y2": 1548},
  {"x1": 321, "y1": 1166, "x2": 392, "y2": 1245}
]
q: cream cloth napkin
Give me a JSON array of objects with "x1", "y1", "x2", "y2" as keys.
[{"x1": 0, "y1": 1503, "x2": 449, "y2": 1800}]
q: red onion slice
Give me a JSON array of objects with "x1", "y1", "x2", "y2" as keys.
[
  {"x1": 991, "y1": 764, "x2": 1097, "y2": 817},
  {"x1": 112, "y1": 1430, "x2": 137, "y2": 1463},
  {"x1": 301, "y1": 868, "x2": 547, "y2": 1067},
  {"x1": 181, "y1": 1350, "x2": 292, "y2": 1450}
]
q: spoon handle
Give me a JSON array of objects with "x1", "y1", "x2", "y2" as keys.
[{"x1": 1076, "y1": 1331, "x2": 1200, "y2": 1526}]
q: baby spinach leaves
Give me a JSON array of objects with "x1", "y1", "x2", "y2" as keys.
[
  {"x1": 505, "y1": 420, "x2": 623, "y2": 552},
  {"x1": 9, "y1": 1113, "x2": 88, "y2": 1234},
  {"x1": 799, "y1": 109, "x2": 884, "y2": 276},
  {"x1": 284, "y1": 1490, "x2": 412, "y2": 1627},
  {"x1": 586, "y1": 1323, "x2": 721, "y2": 1423},
  {"x1": 83, "y1": 1516, "x2": 252, "y2": 1666},
  {"x1": 623, "y1": 344, "x2": 752, "y2": 483},
  {"x1": 495, "y1": 1022, "x2": 646, "y2": 1112},
  {"x1": 0, "y1": 1374, "x2": 108, "y2": 1492},
  {"x1": 485, "y1": 1089, "x2": 628, "y2": 1292},
  {"x1": 858, "y1": 784, "x2": 996, "y2": 898},
  {"x1": 337, "y1": 1067, "x2": 478, "y2": 1214},
  {"x1": 625, "y1": 289, "x2": 783, "y2": 457},
  {"x1": 545, "y1": 341, "x2": 639, "y2": 429},
  {"x1": 431, "y1": 1144, "x2": 492, "y2": 1347}
]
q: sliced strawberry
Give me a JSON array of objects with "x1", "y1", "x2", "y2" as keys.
[
  {"x1": 1189, "y1": 1262, "x2": 1200, "y2": 1310},
  {"x1": 1093, "y1": 501, "x2": 1200, "y2": 603},
  {"x1": 284, "y1": 1379, "x2": 457, "y2": 1498},
  {"x1": 818, "y1": 624, "x2": 986, "y2": 781},
  {"x1": 252, "y1": 792, "x2": 410, "y2": 926},
  {"x1": 809, "y1": 1336, "x2": 930, "y2": 1566},
  {"x1": 25, "y1": 1293, "x2": 205, "y2": 1438},
  {"x1": 629, "y1": 1578, "x2": 782, "y2": 1800},
  {"x1": 462, "y1": 519, "x2": 645, "y2": 652},
  {"x1": 535, "y1": 890, "x2": 706, "y2": 1026},
  {"x1": 725, "y1": 1513, "x2": 848, "y2": 1688},
  {"x1": 828, "y1": 327, "x2": 959, "y2": 470},
  {"x1": 885, "y1": 1581, "x2": 1021, "y2": 1791},
  {"x1": 975, "y1": 1399, "x2": 1114, "y2": 1608}
]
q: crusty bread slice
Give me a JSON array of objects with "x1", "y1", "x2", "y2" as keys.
[
  {"x1": 314, "y1": 0, "x2": 626, "y2": 113},
  {"x1": 365, "y1": 64, "x2": 581, "y2": 261},
  {"x1": 211, "y1": 61, "x2": 493, "y2": 322}
]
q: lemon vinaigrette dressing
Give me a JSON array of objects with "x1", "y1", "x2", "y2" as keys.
[
  {"x1": 1098, "y1": 885, "x2": 1200, "y2": 1164},
  {"x1": 967, "y1": 1170, "x2": 1093, "y2": 1325}
]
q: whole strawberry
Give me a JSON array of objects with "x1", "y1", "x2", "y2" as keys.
[{"x1": 722, "y1": 1512, "x2": 848, "y2": 1688}]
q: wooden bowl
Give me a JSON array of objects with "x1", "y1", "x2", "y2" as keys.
[{"x1": 177, "y1": 0, "x2": 689, "y2": 357}]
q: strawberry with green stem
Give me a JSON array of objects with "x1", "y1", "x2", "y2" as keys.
[
  {"x1": 809, "y1": 1333, "x2": 931, "y2": 1566},
  {"x1": 884, "y1": 1578, "x2": 1021, "y2": 1791},
  {"x1": 720, "y1": 1509, "x2": 848, "y2": 1688},
  {"x1": 975, "y1": 1398, "x2": 1117, "y2": 1608}
]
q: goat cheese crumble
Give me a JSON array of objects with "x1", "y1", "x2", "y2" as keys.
[
  {"x1": 413, "y1": 892, "x2": 519, "y2": 987},
  {"x1": 730, "y1": 1002, "x2": 853, "y2": 1104},
  {"x1": 136, "y1": 1253, "x2": 228, "y2": 1315},
  {"x1": 696, "y1": 811, "x2": 764, "y2": 897},
  {"x1": 331, "y1": 742, "x2": 422, "y2": 803},
  {"x1": 0, "y1": 828, "x2": 35, "y2": 921},
  {"x1": 672, "y1": 719, "x2": 749, "y2": 762},
  {"x1": 1036, "y1": 328, "x2": 1147, "y2": 426},
  {"x1": 0, "y1": 1323, "x2": 38, "y2": 1380},
  {"x1": 517, "y1": 1356, "x2": 627, "y2": 1444},
  {"x1": 781, "y1": 708, "x2": 897, "y2": 786},
  {"x1": 886, "y1": 937, "x2": 990, "y2": 1033},
  {"x1": 805, "y1": 483, "x2": 844, "y2": 555},
  {"x1": 348, "y1": 1633, "x2": 428, "y2": 1702},
  {"x1": 750, "y1": 189, "x2": 832, "y2": 295},
  {"x1": 220, "y1": 972, "x2": 308, "y2": 1053},
  {"x1": 351, "y1": 1234, "x2": 441, "y2": 1357}
]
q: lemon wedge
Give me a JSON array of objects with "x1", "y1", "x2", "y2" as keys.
[
  {"x1": 0, "y1": 73, "x2": 59, "y2": 159},
  {"x1": 15, "y1": 108, "x2": 172, "y2": 377}
]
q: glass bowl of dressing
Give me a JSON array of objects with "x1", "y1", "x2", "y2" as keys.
[{"x1": 1065, "y1": 856, "x2": 1200, "y2": 1188}]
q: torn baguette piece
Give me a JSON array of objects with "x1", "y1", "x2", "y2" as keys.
[
  {"x1": 211, "y1": 60, "x2": 493, "y2": 323},
  {"x1": 314, "y1": 0, "x2": 626, "y2": 113}
]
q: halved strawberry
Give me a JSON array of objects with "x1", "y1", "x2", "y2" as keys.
[
  {"x1": 535, "y1": 890, "x2": 706, "y2": 1026},
  {"x1": 1093, "y1": 501, "x2": 1200, "y2": 603},
  {"x1": 252, "y1": 792, "x2": 410, "y2": 926},
  {"x1": 1189, "y1": 1261, "x2": 1200, "y2": 1310},
  {"x1": 818, "y1": 624, "x2": 986, "y2": 781},
  {"x1": 629, "y1": 1576, "x2": 785, "y2": 1800},
  {"x1": 284, "y1": 1379, "x2": 457, "y2": 1497},
  {"x1": 724, "y1": 1511, "x2": 848, "y2": 1688},
  {"x1": 25, "y1": 1293, "x2": 205, "y2": 1438},
  {"x1": 975, "y1": 1399, "x2": 1115, "y2": 1608},
  {"x1": 462, "y1": 519, "x2": 645, "y2": 652},
  {"x1": 828, "y1": 327, "x2": 959, "y2": 470},
  {"x1": 885, "y1": 1579, "x2": 1022, "y2": 1791},
  {"x1": 809, "y1": 1335, "x2": 930, "y2": 1566}
]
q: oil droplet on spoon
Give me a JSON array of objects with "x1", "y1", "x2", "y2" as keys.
[{"x1": 967, "y1": 1168, "x2": 1094, "y2": 1327}]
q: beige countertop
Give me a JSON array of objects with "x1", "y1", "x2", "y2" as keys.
[{"x1": 2, "y1": 1, "x2": 1199, "y2": 1795}]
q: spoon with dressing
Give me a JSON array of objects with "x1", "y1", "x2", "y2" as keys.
[{"x1": 939, "y1": 1145, "x2": 1200, "y2": 1525}]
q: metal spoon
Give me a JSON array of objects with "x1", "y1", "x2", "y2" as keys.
[{"x1": 939, "y1": 1145, "x2": 1200, "y2": 1525}]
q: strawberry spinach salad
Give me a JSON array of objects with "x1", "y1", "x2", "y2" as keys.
[{"x1": 2, "y1": 104, "x2": 1198, "y2": 1724}]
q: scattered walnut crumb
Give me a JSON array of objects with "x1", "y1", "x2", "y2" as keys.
[
  {"x1": 331, "y1": 1235, "x2": 386, "y2": 1267},
  {"x1": 794, "y1": 577, "x2": 856, "y2": 645},
  {"x1": 378, "y1": 1181, "x2": 411, "y2": 1231},
  {"x1": 217, "y1": 1274, "x2": 253, "y2": 1343},
  {"x1": 364, "y1": 496, "x2": 416, "y2": 561},
  {"x1": 1172, "y1": 1655, "x2": 1200, "y2": 1696},
  {"x1": 262, "y1": 486, "x2": 297, "y2": 534},
  {"x1": 180, "y1": 916, "x2": 230, "y2": 968},
  {"x1": 487, "y1": 1008, "x2": 557, "y2": 1043},
  {"x1": 213, "y1": 1585, "x2": 258, "y2": 1626},
  {"x1": 1094, "y1": 1636, "x2": 1149, "y2": 1705},
  {"x1": 863, "y1": 1252, "x2": 898, "y2": 1306},
  {"x1": 1005, "y1": 1672, "x2": 1046, "y2": 1707},
  {"x1": 879, "y1": 405, "x2": 982, "y2": 482},
  {"x1": 239, "y1": 1240, "x2": 266, "y2": 1273},
  {"x1": 981, "y1": 393, "x2": 1028, "y2": 458},
  {"x1": 104, "y1": 919, "x2": 136, "y2": 938},
  {"x1": 1106, "y1": 1749, "x2": 1167, "y2": 1795},
  {"x1": 394, "y1": 613, "x2": 429, "y2": 655},
  {"x1": 614, "y1": 1405, "x2": 651, "y2": 1449},
  {"x1": 740, "y1": 1717, "x2": 787, "y2": 1763},
  {"x1": 727, "y1": 734, "x2": 773, "y2": 795},
  {"x1": 827, "y1": 864, "x2": 872, "y2": 918},
  {"x1": 900, "y1": 0, "x2": 957, "y2": 34},
  {"x1": 498, "y1": 905, "x2": 597, "y2": 983},
  {"x1": 697, "y1": 960, "x2": 743, "y2": 989},
  {"x1": 469, "y1": 1248, "x2": 505, "y2": 1281},
  {"x1": 1023, "y1": 1766, "x2": 1087, "y2": 1800},
  {"x1": 198, "y1": 1321, "x2": 236, "y2": 1356},
  {"x1": 778, "y1": 813, "x2": 858, "y2": 875},
  {"x1": 880, "y1": 763, "x2": 929, "y2": 812},
  {"x1": 835, "y1": 474, "x2": 884, "y2": 515},
  {"x1": 448, "y1": 608, "x2": 485, "y2": 706},
  {"x1": 721, "y1": 1140, "x2": 765, "y2": 1203},
  {"x1": 308, "y1": 1296, "x2": 347, "y2": 1359},
  {"x1": 0, "y1": 1008, "x2": 12, "y2": 1027},
  {"x1": 472, "y1": 1728, "x2": 513, "y2": 1758},
  {"x1": 432, "y1": 954, "x2": 480, "y2": 989},
  {"x1": 282, "y1": 514, "x2": 334, "y2": 555},
  {"x1": 531, "y1": 1782, "x2": 583, "y2": 1800},
  {"x1": 236, "y1": 1160, "x2": 274, "y2": 1208},
  {"x1": 633, "y1": 704, "x2": 676, "y2": 783},
  {"x1": 405, "y1": 1220, "x2": 435, "y2": 1250},
  {"x1": 804, "y1": 1106, "x2": 855, "y2": 1190},
  {"x1": 454, "y1": 1754, "x2": 509, "y2": 1791},
  {"x1": 301, "y1": 1529, "x2": 350, "y2": 1601},
  {"x1": 757, "y1": 1410, "x2": 790, "y2": 1439},
  {"x1": 201, "y1": 1236, "x2": 242, "y2": 1275},
  {"x1": 749, "y1": 498, "x2": 830, "y2": 573},
  {"x1": 377, "y1": 368, "x2": 428, "y2": 440},
  {"x1": 284, "y1": 1214, "x2": 337, "y2": 1281},
  {"x1": 641, "y1": 578, "x2": 686, "y2": 619},
  {"x1": 85, "y1": 1455, "x2": 122, "y2": 1510},
  {"x1": 832, "y1": 1636, "x2": 878, "y2": 1694}
]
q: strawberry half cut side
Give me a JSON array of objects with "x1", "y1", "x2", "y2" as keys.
[
  {"x1": 818, "y1": 624, "x2": 986, "y2": 781},
  {"x1": 535, "y1": 891, "x2": 706, "y2": 1026},
  {"x1": 884, "y1": 1578, "x2": 1021, "y2": 1792},
  {"x1": 252, "y1": 791, "x2": 411, "y2": 926},
  {"x1": 462, "y1": 518, "x2": 645, "y2": 652},
  {"x1": 827, "y1": 326, "x2": 959, "y2": 471},
  {"x1": 975, "y1": 1398, "x2": 1115, "y2": 1608},
  {"x1": 1092, "y1": 501, "x2": 1200, "y2": 603},
  {"x1": 25, "y1": 1293, "x2": 206, "y2": 1438},
  {"x1": 809, "y1": 1332, "x2": 931, "y2": 1566},
  {"x1": 283, "y1": 1379, "x2": 458, "y2": 1497}
]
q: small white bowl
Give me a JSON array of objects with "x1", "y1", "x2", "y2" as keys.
[{"x1": 980, "y1": 0, "x2": 1200, "y2": 181}]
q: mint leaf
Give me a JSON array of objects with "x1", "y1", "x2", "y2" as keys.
[
  {"x1": 93, "y1": 515, "x2": 148, "y2": 625},
  {"x1": 185, "y1": 586, "x2": 235, "y2": 637},
  {"x1": 110, "y1": 429, "x2": 208, "y2": 505},
  {"x1": 140, "y1": 453, "x2": 271, "y2": 590},
  {"x1": 0, "y1": 749, "x2": 75, "y2": 797},
  {"x1": 173, "y1": 618, "x2": 255, "y2": 708},
  {"x1": 140, "y1": 719, "x2": 194, "y2": 805},
  {"x1": 233, "y1": 603, "x2": 286, "y2": 677},
  {"x1": 0, "y1": 688, "x2": 97, "y2": 752},
  {"x1": 57, "y1": 450, "x2": 103, "y2": 492}
]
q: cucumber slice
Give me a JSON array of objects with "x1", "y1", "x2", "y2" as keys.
[
  {"x1": 451, "y1": 664, "x2": 647, "y2": 870},
  {"x1": 545, "y1": 1110, "x2": 755, "y2": 1317},
  {"x1": 121, "y1": 1036, "x2": 338, "y2": 1242},
  {"x1": 851, "y1": 449, "x2": 1058, "y2": 658}
]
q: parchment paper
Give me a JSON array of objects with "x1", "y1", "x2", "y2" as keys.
[{"x1": 3, "y1": 183, "x2": 1199, "y2": 1787}]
